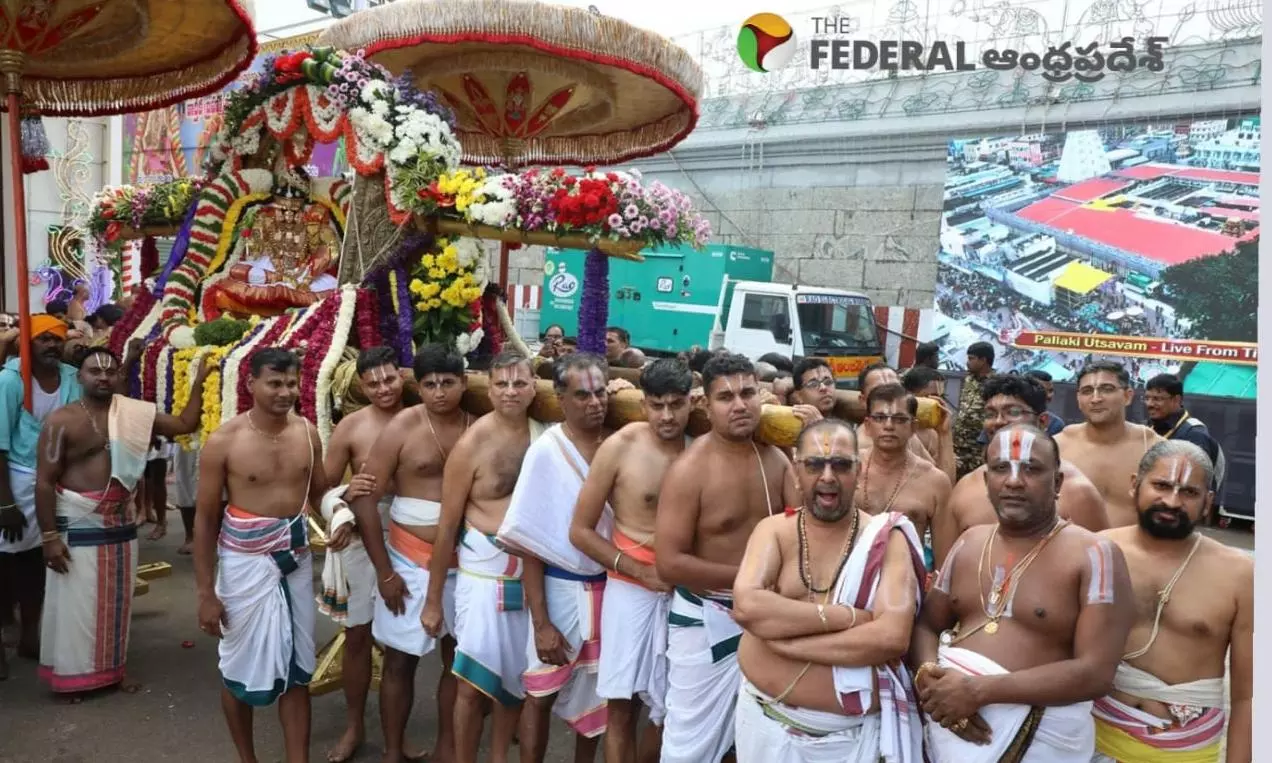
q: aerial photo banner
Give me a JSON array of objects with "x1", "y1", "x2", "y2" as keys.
[
  {"x1": 933, "y1": 119, "x2": 1259, "y2": 400},
  {"x1": 122, "y1": 33, "x2": 349, "y2": 185}
]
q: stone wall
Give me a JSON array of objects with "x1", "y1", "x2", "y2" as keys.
[{"x1": 502, "y1": 133, "x2": 948, "y2": 310}]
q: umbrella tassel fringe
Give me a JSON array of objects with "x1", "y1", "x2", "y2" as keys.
[{"x1": 20, "y1": 116, "x2": 49, "y2": 175}]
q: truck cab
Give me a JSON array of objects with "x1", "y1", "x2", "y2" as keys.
[{"x1": 713, "y1": 281, "x2": 885, "y2": 388}]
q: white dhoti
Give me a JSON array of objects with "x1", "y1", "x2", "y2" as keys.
[
  {"x1": 372, "y1": 496, "x2": 458, "y2": 657},
  {"x1": 661, "y1": 587, "x2": 743, "y2": 763},
  {"x1": 832, "y1": 512, "x2": 927, "y2": 763},
  {"x1": 1091, "y1": 662, "x2": 1226, "y2": 762},
  {"x1": 216, "y1": 507, "x2": 316, "y2": 706},
  {"x1": 735, "y1": 678, "x2": 883, "y2": 762},
  {"x1": 38, "y1": 483, "x2": 138, "y2": 693},
  {"x1": 318, "y1": 490, "x2": 391, "y2": 627},
  {"x1": 597, "y1": 574, "x2": 671, "y2": 724},
  {"x1": 523, "y1": 569, "x2": 608, "y2": 737},
  {"x1": 172, "y1": 446, "x2": 199, "y2": 507},
  {"x1": 452, "y1": 524, "x2": 529, "y2": 707},
  {"x1": 926, "y1": 646, "x2": 1095, "y2": 762}
]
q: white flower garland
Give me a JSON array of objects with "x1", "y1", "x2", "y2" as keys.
[
  {"x1": 127, "y1": 302, "x2": 162, "y2": 346},
  {"x1": 316, "y1": 285, "x2": 358, "y2": 445},
  {"x1": 220, "y1": 316, "x2": 271, "y2": 422},
  {"x1": 154, "y1": 345, "x2": 172, "y2": 414},
  {"x1": 467, "y1": 176, "x2": 517, "y2": 227}
]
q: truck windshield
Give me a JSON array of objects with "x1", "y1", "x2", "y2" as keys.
[{"x1": 796, "y1": 297, "x2": 881, "y2": 354}]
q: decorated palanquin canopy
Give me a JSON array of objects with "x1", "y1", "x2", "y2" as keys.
[
  {"x1": 316, "y1": 0, "x2": 703, "y2": 167},
  {"x1": 0, "y1": 0, "x2": 256, "y2": 115}
]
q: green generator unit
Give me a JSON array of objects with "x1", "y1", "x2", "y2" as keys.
[{"x1": 539, "y1": 243, "x2": 774, "y2": 354}]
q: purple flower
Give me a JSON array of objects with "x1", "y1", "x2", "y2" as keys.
[
  {"x1": 577, "y1": 248, "x2": 609, "y2": 355},
  {"x1": 624, "y1": 204, "x2": 639, "y2": 219},
  {"x1": 606, "y1": 213, "x2": 623, "y2": 229}
]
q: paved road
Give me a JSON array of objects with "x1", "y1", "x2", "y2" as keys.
[
  {"x1": 0, "y1": 530, "x2": 580, "y2": 763},
  {"x1": 0, "y1": 522, "x2": 1252, "y2": 762}
]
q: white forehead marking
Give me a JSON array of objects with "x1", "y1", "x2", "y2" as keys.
[
  {"x1": 579, "y1": 366, "x2": 606, "y2": 392},
  {"x1": 999, "y1": 430, "x2": 1036, "y2": 480},
  {"x1": 423, "y1": 373, "x2": 441, "y2": 386}
]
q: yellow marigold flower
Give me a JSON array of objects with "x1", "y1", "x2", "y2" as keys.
[
  {"x1": 428, "y1": 267, "x2": 446, "y2": 280},
  {"x1": 409, "y1": 279, "x2": 426, "y2": 296},
  {"x1": 421, "y1": 254, "x2": 435, "y2": 268},
  {"x1": 423, "y1": 282, "x2": 441, "y2": 297}
]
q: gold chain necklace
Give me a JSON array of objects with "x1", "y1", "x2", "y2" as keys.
[
  {"x1": 859, "y1": 450, "x2": 914, "y2": 514},
  {"x1": 247, "y1": 410, "x2": 291, "y2": 444},
  {"x1": 972, "y1": 518, "x2": 1068, "y2": 636},
  {"x1": 797, "y1": 506, "x2": 860, "y2": 601},
  {"x1": 79, "y1": 400, "x2": 105, "y2": 440}
]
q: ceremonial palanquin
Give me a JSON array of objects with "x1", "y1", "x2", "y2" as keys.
[{"x1": 96, "y1": 43, "x2": 713, "y2": 445}]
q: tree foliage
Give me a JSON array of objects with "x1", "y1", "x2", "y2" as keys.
[{"x1": 1157, "y1": 237, "x2": 1257, "y2": 342}]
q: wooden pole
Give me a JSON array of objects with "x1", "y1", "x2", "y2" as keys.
[{"x1": 0, "y1": 53, "x2": 32, "y2": 412}]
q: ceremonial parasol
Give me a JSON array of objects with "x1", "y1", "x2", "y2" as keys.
[
  {"x1": 317, "y1": 0, "x2": 702, "y2": 294},
  {"x1": 0, "y1": 0, "x2": 256, "y2": 410}
]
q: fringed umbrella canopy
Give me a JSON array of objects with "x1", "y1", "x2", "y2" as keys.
[
  {"x1": 0, "y1": 0, "x2": 257, "y2": 116},
  {"x1": 317, "y1": 0, "x2": 702, "y2": 167}
]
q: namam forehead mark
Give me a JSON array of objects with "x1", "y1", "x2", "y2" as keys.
[
  {"x1": 571, "y1": 366, "x2": 607, "y2": 393},
  {"x1": 1086, "y1": 539, "x2": 1116, "y2": 605},
  {"x1": 492, "y1": 363, "x2": 532, "y2": 385},
  {"x1": 1154, "y1": 456, "x2": 1200, "y2": 499},
  {"x1": 716, "y1": 373, "x2": 755, "y2": 396},
  {"x1": 997, "y1": 428, "x2": 1036, "y2": 481},
  {"x1": 805, "y1": 428, "x2": 854, "y2": 459},
  {"x1": 89, "y1": 353, "x2": 117, "y2": 372},
  {"x1": 368, "y1": 365, "x2": 392, "y2": 384}
]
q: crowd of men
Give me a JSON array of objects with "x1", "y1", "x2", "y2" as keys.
[{"x1": 0, "y1": 318, "x2": 1251, "y2": 763}]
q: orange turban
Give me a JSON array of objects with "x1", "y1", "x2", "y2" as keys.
[{"x1": 30, "y1": 314, "x2": 68, "y2": 340}]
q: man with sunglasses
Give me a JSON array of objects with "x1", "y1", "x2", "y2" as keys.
[
  {"x1": 932, "y1": 375, "x2": 1109, "y2": 569},
  {"x1": 858, "y1": 383, "x2": 952, "y2": 575},
  {"x1": 732, "y1": 418, "x2": 925, "y2": 761},
  {"x1": 1055, "y1": 361, "x2": 1163, "y2": 529},
  {"x1": 856, "y1": 362, "x2": 953, "y2": 479}
]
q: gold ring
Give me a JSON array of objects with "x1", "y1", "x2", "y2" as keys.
[{"x1": 953, "y1": 718, "x2": 969, "y2": 731}]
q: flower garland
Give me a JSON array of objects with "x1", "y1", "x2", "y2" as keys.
[
  {"x1": 156, "y1": 346, "x2": 174, "y2": 414},
  {"x1": 408, "y1": 236, "x2": 487, "y2": 351},
  {"x1": 218, "y1": 315, "x2": 271, "y2": 423},
  {"x1": 316, "y1": 286, "x2": 358, "y2": 442},
  {"x1": 444, "y1": 166, "x2": 712, "y2": 251},
  {"x1": 354, "y1": 287, "x2": 381, "y2": 350},
  {"x1": 283, "y1": 290, "x2": 345, "y2": 424},
  {"x1": 579, "y1": 248, "x2": 611, "y2": 355},
  {"x1": 153, "y1": 192, "x2": 200, "y2": 297},
  {"x1": 141, "y1": 338, "x2": 164, "y2": 403},
  {"x1": 88, "y1": 178, "x2": 202, "y2": 248},
  {"x1": 198, "y1": 347, "x2": 232, "y2": 447},
  {"x1": 232, "y1": 311, "x2": 296, "y2": 418},
  {"x1": 171, "y1": 347, "x2": 203, "y2": 450},
  {"x1": 110, "y1": 289, "x2": 157, "y2": 357}
]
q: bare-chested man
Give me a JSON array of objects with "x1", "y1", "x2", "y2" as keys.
[
  {"x1": 733, "y1": 417, "x2": 926, "y2": 761},
  {"x1": 1056, "y1": 361, "x2": 1163, "y2": 528},
  {"x1": 1094, "y1": 441, "x2": 1251, "y2": 762},
  {"x1": 856, "y1": 363, "x2": 952, "y2": 478},
  {"x1": 912, "y1": 423, "x2": 1133, "y2": 761},
  {"x1": 195, "y1": 348, "x2": 330, "y2": 763},
  {"x1": 318, "y1": 347, "x2": 407, "y2": 763},
  {"x1": 655, "y1": 353, "x2": 800, "y2": 763},
  {"x1": 421, "y1": 350, "x2": 539, "y2": 763},
  {"x1": 857, "y1": 383, "x2": 952, "y2": 573},
  {"x1": 509, "y1": 352, "x2": 614, "y2": 762},
  {"x1": 36, "y1": 347, "x2": 209, "y2": 698},
  {"x1": 345, "y1": 345, "x2": 470, "y2": 763},
  {"x1": 933, "y1": 373, "x2": 1109, "y2": 569},
  {"x1": 570, "y1": 358, "x2": 693, "y2": 763}
]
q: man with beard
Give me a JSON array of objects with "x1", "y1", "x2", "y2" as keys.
[
  {"x1": 420, "y1": 350, "x2": 540, "y2": 763},
  {"x1": 732, "y1": 418, "x2": 926, "y2": 762},
  {"x1": 1056, "y1": 362, "x2": 1163, "y2": 528},
  {"x1": 655, "y1": 353, "x2": 801, "y2": 763},
  {"x1": 195, "y1": 348, "x2": 331, "y2": 763},
  {"x1": 502, "y1": 352, "x2": 613, "y2": 761},
  {"x1": 933, "y1": 374, "x2": 1108, "y2": 568},
  {"x1": 1093, "y1": 441, "x2": 1250, "y2": 762},
  {"x1": 569, "y1": 358, "x2": 694, "y2": 763},
  {"x1": 857, "y1": 363, "x2": 951, "y2": 478},
  {"x1": 36, "y1": 348, "x2": 210, "y2": 697},
  {"x1": 912, "y1": 423, "x2": 1133, "y2": 762},
  {"x1": 316, "y1": 346, "x2": 407, "y2": 763},
  {"x1": 857, "y1": 383, "x2": 951, "y2": 573},
  {"x1": 0, "y1": 314, "x2": 79, "y2": 680}
]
